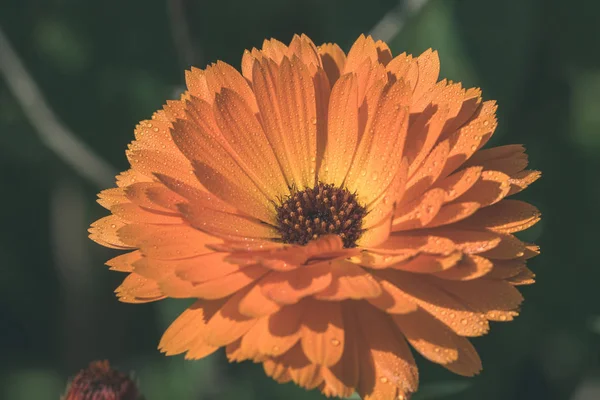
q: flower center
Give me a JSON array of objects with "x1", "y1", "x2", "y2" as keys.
[{"x1": 275, "y1": 182, "x2": 367, "y2": 248}]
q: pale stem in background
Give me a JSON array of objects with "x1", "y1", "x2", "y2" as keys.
[
  {"x1": 168, "y1": 0, "x2": 203, "y2": 69},
  {"x1": 369, "y1": 0, "x2": 430, "y2": 42},
  {"x1": 0, "y1": 25, "x2": 117, "y2": 189}
]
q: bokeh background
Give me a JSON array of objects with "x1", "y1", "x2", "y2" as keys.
[{"x1": 1, "y1": 0, "x2": 599, "y2": 399}]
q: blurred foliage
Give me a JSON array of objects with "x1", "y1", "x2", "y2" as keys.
[{"x1": 1, "y1": 0, "x2": 599, "y2": 399}]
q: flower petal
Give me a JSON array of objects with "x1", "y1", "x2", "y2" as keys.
[
  {"x1": 159, "y1": 299, "x2": 225, "y2": 357},
  {"x1": 276, "y1": 56, "x2": 318, "y2": 189},
  {"x1": 300, "y1": 299, "x2": 344, "y2": 366},
  {"x1": 393, "y1": 309, "x2": 482, "y2": 376},
  {"x1": 316, "y1": 261, "x2": 382, "y2": 301},
  {"x1": 319, "y1": 73, "x2": 359, "y2": 187},
  {"x1": 260, "y1": 262, "x2": 333, "y2": 305},
  {"x1": 354, "y1": 302, "x2": 419, "y2": 400},
  {"x1": 318, "y1": 43, "x2": 346, "y2": 85}
]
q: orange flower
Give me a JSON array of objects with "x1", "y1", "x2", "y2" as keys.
[
  {"x1": 90, "y1": 34, "x2": 541, "y2": 399},
  {"x1": 64, "y1": 360, "x2": 141, "y2": 400}
]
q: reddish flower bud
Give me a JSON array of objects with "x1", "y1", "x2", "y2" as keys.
[{"x1": 64, "y1": 360, "x2": 141, "y2": 400}]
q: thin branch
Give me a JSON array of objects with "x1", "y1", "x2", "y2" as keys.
[
  {"x1": 369, "y1": 0, "x2": 431, "y2": 42},
  {"x1": 168, "y1": 0, "x2": 202, "y2": 68},
  {"x1": 0, "y1": 25, "x2": 117, "y2": 189}
]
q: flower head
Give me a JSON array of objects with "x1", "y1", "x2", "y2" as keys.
[
  {"x1": 64, "y1": 360, "x2": 141, "y2": 400},
  {"x1": 90, "y1": 34, "x2": 541, "y2": 399}
]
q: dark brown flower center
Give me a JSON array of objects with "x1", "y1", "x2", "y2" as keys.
[{"x1": 275, "y1": 182, "x2": 367, "y2": 248}]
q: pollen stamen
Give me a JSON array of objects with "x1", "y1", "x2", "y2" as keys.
[{"x1": 275, "y1": 182, "x2": 367, "y2": 248}]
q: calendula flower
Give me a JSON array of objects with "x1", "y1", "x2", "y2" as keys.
[
  {"x1": 89, "y1": 34, "x2": 541, "y2": 399},
  {"x1": 63, "y1": 360, "x2": 141, "y2": 400}
]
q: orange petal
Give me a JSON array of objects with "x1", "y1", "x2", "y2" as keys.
[
  {"x1": 403, "y1": 139, "x2": 450, "y2": 204},
  {"x1": 376, "y1": 270, "x2": 489, "y2": 336},
  {"x1": 508, "y1": 170, "x2": 542, "y2": 196},
  {"x1": 374, "y1": 40, "x2": 393, "y2": 65},
  {"x1": 440, "y1": 101, "x2": 498, "y2": 177},
  {"x1": 386, "y1": 53, "x2": 418, "y2": 90},
  {"x1": 89, "y1": 216, "x2": 134, "y2": 249},
  {"x1": 300, "y1": 299, "x2": 344, "y2": 366},
  {"x1": 438, "y1": 278, "x2": 523, "y2": 321},
  {"x1": 185, "y1": 67, "x2": 211, "y2": 102},
  {"x1": 393, "y1": 188, "x2": 446, "y2": 230},
  {"x1": 464, "y1": 144, "x2": 528, "y2": 175},
  {"x1": 507, "y1": 268, "x2": 536, "y2": 286},
  {"x1": 342, "y1": 34, "x2": 378, "y2": 75},
  {"x1": 316, "y1": 261, "x2": 382, "y2": 301},
  {"x1": 203, "y1": 61, "x2": 258, "y2": 112},
  {"x1": 345, "y1": 79, "x2": 411, "y2": 205},
  {"x1": 354, "y1": 302, "x2": 419, "y2": 399},
  {"x1": 251, "y1": 58, "x2": 298, "y2": 188},
  {"x1": 97, "y1": 188, "x2": 127, "y2": 210},
  {"x1": 204, "y1": 288, "x2": 258, "y2": 346},
  {"x1": 115, "y1": 273, "x2": 164, "y2": 303},
  {"x1": 179, "y1": 202, "x2": 278, "y2": 240},
  {"x1": 265, "y1": 343, "x2": 324, "y2": 390},
  {"x1": 260, "y1": 262, "x2": 333, "y2": 305},
  {"x1": 432, "y1": 254, "x2": 493, "y2": 281},
  {"x1": 111, "y1": 203, "x2": 182, "y2": 224},
  {"x1": 458, "y1": 200, "x2": 541, "y2": 233},
  {"x1": 374, "y1": 232, "x2": 456, "y2": 255},
  {"x1": 425, "y1": 201, "x2": 481, "y2": 228},
  {"x1": 124, "y1": 182, "x2": 181, "y2": 213},
  {"x1": 367, "y1": 277, "x2": 419, "y2": 314},
  {"x1": 261, "y1": 37, "x2": 288, "y2": 64},
  {"x1": 115, "y1": 169, "x2": 152, "y2": 187},
  {"x1": 392, "y1": 252, "x2": 462, "y2": 273},
  {"x1": 125, "y1": 148, "x2": 196, "y2": 188},
  {"x1": 276, "y1": 56, "x2": 318, "y2": 189},
  {"x1": 441, "y1": 86, "x2": 483, "y2": 135},
  {"x1": 288, "y1": 34, "x2": 321, "y2": 68},
  {"x1": 426, "y1": 228, "x2": 501, "y2": 254},
  {"x1": 456, "y1": 170, "x2": 511, "y2": 206},
  {"x1": 321, "y1": 306, "x2": 360, "y2": 396},
  {"x1": 238, "y1": 280, "x2": 281, "y2": 318},
  {"x1": 171, "y1": 100, "x2": 275, "y2": 221},
  {"x1": 405, "y1": 104, "x2": 449, "y2": 176},
  {"x1": 159, "y1": 299, "x2": 225, "y2": 356},
  {"x1": 393, "y1": 309, "x2": 482, "y2": 376},
  {"x1": 412, "y1": 49, "x2": 440, "y2": 108},
  {"x1": 144, "y1": 185, "x2": 188, "y2": 212},
  {"x1": 186, "y1": 265, "x2": 268, "y2": 300},
  {"x1": 105, "y1": 250, "x2": 142, "y2": 272},
  {"x1": 117, "y1": 223, "x2": 220, "y2": 259},
  {"x1": 479, "y1": 233, "x2": 527, "y2": 260},
  {"x1": 318, "y1": 43, "x2": 347, "y2": 85},
  {"x1": 259, "y1": 301, "x2": 305, "y2": 357},
  {"x1": 484, "y1": 259, "x2": 526, "y2": 280},
  {"x1": 434, "y1": 166, "x2": 483, "y2": 202},
  {"x1": 319, "y1": 73, "x2": 359, "y2": 187},
  {"x1": 213, "y1": 88, "x2": 289, "y2": 199}
]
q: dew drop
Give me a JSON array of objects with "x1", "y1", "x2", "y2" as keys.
[
  {"x1": 380, "y1": 377, "x2": 388, "y2": 384},
  {"x1": 331, "y1": 339, "x2": 340, "y2": 347},
  {"x1": 460, "y1": 318, "x2": 468, "y2": 325}
]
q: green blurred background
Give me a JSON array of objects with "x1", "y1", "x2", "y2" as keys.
[{"x1": 1, "y1": 0, "x2": 599, "y2": 399}]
